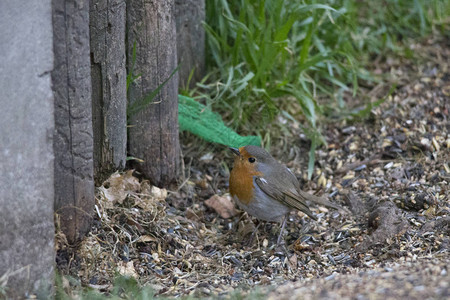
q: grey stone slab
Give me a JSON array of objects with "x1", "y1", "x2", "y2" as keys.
[{"x1": 0, "y1": 0, "x2": 55, "y2": 298}]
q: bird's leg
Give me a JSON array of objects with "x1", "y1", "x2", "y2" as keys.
[
  {"x1": 246, "y1": 221, "x2": 262, "y2": 246},
  {"x1": 276, "y1": 213, "x2": 289, "y2": 246}
]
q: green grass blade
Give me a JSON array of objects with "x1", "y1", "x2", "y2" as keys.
[{"x1": 127, "y1": 65, "x2": 180, "y2": 118}]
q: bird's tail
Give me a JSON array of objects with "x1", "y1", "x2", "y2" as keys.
[{"x1": 298, "y1": 189, "x2": 344, "y2": 211}]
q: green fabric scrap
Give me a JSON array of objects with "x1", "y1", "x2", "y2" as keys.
[{"x1": 178, "y1": 95, "x2": 261, "y2": 148}]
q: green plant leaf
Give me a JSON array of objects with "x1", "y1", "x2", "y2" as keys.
[{"x1": 127, "y1": 65, "x2": 180, "y2": 118}]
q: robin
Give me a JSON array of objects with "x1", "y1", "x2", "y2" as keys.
[{"x1": 229, "y1": 145, "x2": 328, "y2": 245}]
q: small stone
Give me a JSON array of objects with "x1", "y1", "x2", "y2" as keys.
[
  {"x1": 384, "y1": 162, "x2": 394, "y2": 169},
  {"x1": 308, "y1": 259, "x2": 317, "y2": 266},
  {"x1": 420, "y1": 137, "x2": 431, "y2": 148}
]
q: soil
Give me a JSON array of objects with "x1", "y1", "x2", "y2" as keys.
[{"x1": 56, "y1": 35, "x2": 449, "y2": 299}]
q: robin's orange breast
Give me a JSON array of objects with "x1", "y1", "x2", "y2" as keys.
[{"x1": 229, "y1": 155, "x2": 262, "y2": 205}]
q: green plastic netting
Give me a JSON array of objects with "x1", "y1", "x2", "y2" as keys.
[{"x1": 178, "y1": 95, "x2": 261, "y2": 148}]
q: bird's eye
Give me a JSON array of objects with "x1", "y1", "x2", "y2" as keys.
[{"x1": 248, "y1": 157, "x2": 256, "y2": 163}]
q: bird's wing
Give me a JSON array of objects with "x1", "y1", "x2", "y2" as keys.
[
  {"x1": 255, "y1": 177, "x2": 318, "y2": 220},
  {"x1": 283, "y1": 166, "x2": 344, "y2": 211}
]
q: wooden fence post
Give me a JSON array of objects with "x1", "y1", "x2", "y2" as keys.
[
  {"x1": 127, "y1": 0, "x2": 180, "y2": 187},
  {"x1": 52, "y1": 0, "x2": 95, "y2": 244},
  {"x1": 0, "y1": 1, "x2": 55, "y2": 297},
  {"x1": 90, "y1": 0, "x2": 127, "y2": 184},
  {"x1": 175, "y1": 0, "x2": 205, "y2": 88}
]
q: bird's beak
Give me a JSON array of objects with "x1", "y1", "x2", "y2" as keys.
[{"x1": 229, "y1": 147, "x2": 240, "y2": 156}]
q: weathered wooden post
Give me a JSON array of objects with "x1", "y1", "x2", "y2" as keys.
[
  {"x1": 90, "y1": 0, "x2": 128, "y2": 184},
  {"x1": 0, "y1": 1, "x2": 55, "y2": 297},
  {"x1": 52, "y1": 0, "x2": 95, "y2": 244},
  {"x1": 175, "y1": 0, "x2": 205, "y2": 88},
  {"x1": 127, "y1": 0, "x2": 180, "y2": 187}
]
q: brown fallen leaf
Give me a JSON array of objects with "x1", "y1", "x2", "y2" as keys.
[
  {"x1": 98, "y1": 170, "x2": 140, "y2": 207},
  {"x1": 185, "y1": 207, "x2": 203, "y2": 222},
  {"x1": 289, "y1": 253, "x2": 298, "y2": 268},
  {"x1": 204, "y1": 195, "x2": 237, "y2": 219}
]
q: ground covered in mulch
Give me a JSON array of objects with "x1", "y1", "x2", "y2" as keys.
[{"x1": 56, "y1": 35, "x2": 449, "y2": 299}]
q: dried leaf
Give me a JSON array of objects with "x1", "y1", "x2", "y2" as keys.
[
  {"x1": 204, "y1": 195, "x2": 237, "y2": 219},
  {"x1": 98, "y1": 170, "x2": 140, "y2": 207}
]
